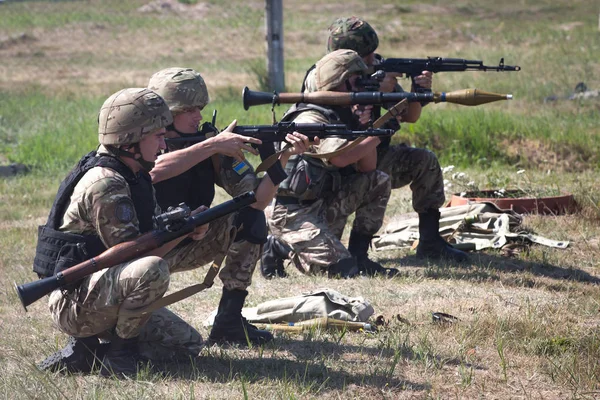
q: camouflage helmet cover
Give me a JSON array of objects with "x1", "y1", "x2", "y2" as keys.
[
  {"x1": 327, "y1": 16, "x2": 379, "y2": 57},
  {"x1": 314, "y1": 49, "x2": 368, "y2": 91},
  {"x1": 98, "y1": 88, "x2": 173, "y2": 146},
  {"x1": 148, "y1": 67, "x2": 209, "y2": 114}
]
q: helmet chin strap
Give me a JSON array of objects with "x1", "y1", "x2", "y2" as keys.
[
  {"x1": 167, "y1": 123, "x2": 197, "y2": 138},
  {"x1": 108, "y1": 144, "x2": 155, "y2": 172}
]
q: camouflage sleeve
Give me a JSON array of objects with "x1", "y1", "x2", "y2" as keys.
[
  {"x1": 83, "y1": 172, "x2": 141, "y2": 248},
  {"x1": 216, "y1": 156, "x2": 260, "y2": 197}
]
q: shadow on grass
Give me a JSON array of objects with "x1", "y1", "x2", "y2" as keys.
[
  {"x1": 158, "y1": 340, "x2": 432, "y2": 392},
  {"x1": 278, "y1": 337, "x2": 486, "y2": 373},
  {"x1": 377, "y1": 252, "x2": 600, "y2": 288}
]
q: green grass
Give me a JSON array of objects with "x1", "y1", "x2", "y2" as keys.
[{"x1": 1, "y1": 0, "x2": 600, "y2": 398}]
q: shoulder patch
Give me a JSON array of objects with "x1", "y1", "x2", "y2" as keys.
[
  {"x1": 232, "y1": 160, "x2": 250, "y2": 176},
  {"x1": 114, "y1": 198, "x2": 136, "y2": 223}
]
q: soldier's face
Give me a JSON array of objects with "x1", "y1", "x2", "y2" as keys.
[
  {"x1": 333, "y1": 75, "x2": 360, "y2": 93},
  {"x1": 173, "y1": 107, "x2": 203, "y2": 135},
  {"x1": 139, "y1": 129, "x2": 167, "y2": 163}
]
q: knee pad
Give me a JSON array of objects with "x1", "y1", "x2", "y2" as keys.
[{"x1": 233, "y1": 207, "x2": 268, "y2": 244}]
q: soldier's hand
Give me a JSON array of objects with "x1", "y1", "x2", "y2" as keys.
[
  {"x1": 211, "y1": 120, "x2": 261, "y2": 162},
  {"x1": 412, "y1": 71, "x2": 433, "y2": 90},
  {"x1": 189, "y1": 205, "x2": 209, "y2": 240},
  {"x1": 352, "y1": 104, "x2": 373, "y2": 126},
  {"x1": 284, "y1": 132, "x2": 317, "y2": 156},
  {"x1": 380, "y1": 72, "x2": 402, "y2": 93}
]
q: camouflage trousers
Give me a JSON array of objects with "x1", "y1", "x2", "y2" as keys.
[
  {"x1": 377, "y1": 144, "x2": 446, "y2": 213},
  {"x1": 48, "y1": 213, "x2": 261, "y2": 361},
  {"x1": 266, "y1": 170, "x2": 390, "y2": 275}
]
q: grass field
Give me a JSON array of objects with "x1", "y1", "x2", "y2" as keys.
[{"x1": 1, "y1": 0, "x2": 600, "y2": 398}]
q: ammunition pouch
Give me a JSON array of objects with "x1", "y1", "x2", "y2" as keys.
[
  {"x1": 33, "y1": 226, "x2": 106, "y2": 290},
  {"x1": 279, "y1": 157, "x2": 341, "y2": 203}
]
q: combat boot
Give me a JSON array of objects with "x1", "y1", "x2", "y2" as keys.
[
  {"x1": 208, "y1": 288, "x2": 274, "y2": 346},
  {"x1": 348, "y1": 230, "x2": 399, "y2": 277},
  {"x1": 38, "y1": 335, "x2": 108, "y2": 374},
  {"x1": 327, "y1": 257, "x2": 360, "y2": 278},
  {"x1": 416, "y1": 209, "x2": 468, "y2": 262},
  {"x1": 99, "y1": 336, "x2": 150, "y2": 378},
  {"x1": 260, "y1": 235, "x2": 290, "y2": 279}
]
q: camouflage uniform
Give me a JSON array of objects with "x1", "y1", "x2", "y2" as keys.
[
  {"x1": 376, "y1": 144, "x2": 445, "y2": 212},
  {"x1": 320, "y1": 17, "x2": 467, "y2": 264},
  {"x1": 165, "y1": 184, "x2": 260, "y2": 292},
  {"x1": 148, "y1": 67, "x2": 273, "y2": 346},
  {"x1": 149, "y1": 68, "x2": 262, "y2": 293},
  {"x1": 265, "y1": 110, "x2": 391, "y2": 275},
  {"x1": 48, "y1": 146, "x2": 212, "y2": 360},
  {"x1": 302, "y1": 18, "x2": 446, "y2": 213}
]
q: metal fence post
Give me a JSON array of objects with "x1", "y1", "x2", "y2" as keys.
[{"x1": 265, "y1": 0, "x2": 285, "y2": 92}]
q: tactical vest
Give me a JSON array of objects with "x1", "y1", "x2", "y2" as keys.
[
  {"x1": 154, "y1": 157, "x2": 216, "y2": 211},
  {"x1": 300, "y1": 64, "x2": 316, "y2": 93},
  {"x1": 277, "y1": 104, "x2": 356, "y2": 202},
  {"x1": 33, "y1": 151, "x2": 156, "y2": 278},
  {"x1": 153, "y1": 143, "x2": 268, "y2": 244}
]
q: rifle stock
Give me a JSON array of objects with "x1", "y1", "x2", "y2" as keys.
[
  {"x1": 243, "y1": 86, "x2": 512, "y2": 110},
  {"x1": 15, "y1": 191, "x2": 256, "y2": 311}
]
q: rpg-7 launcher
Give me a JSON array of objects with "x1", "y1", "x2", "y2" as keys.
[
  {"x1": 243, "y1": 87, "x2": 512, "y2": 110},
  {"x1": 15, "y1": 192, "x2": 257, "y2": 311}
]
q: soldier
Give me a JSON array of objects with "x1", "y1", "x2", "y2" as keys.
[
  {"x1": 36, "y1": 88, "x2": 210, "y2": 377},
  {"x1": 147, "y1": 68, "x2": 313, "y2": 345},
  {"x1": 262, "y1": 49, "x2": 397, "y2": 279},
  {"x1": 280, "y1": 17, "x2": 468, "y2": 267}
]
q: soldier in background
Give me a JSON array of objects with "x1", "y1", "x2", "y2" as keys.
[
  {"x1": 268, "y1": 17, "x2": 468, "y2": 269},
  {"x1": 36, "y1": 88, "x2": 210, "y2": 377},
  {"x1": 148, "y1": 68, "x2": 313, "y2": 345},
  {"x1": 262, "y1": 49, "x2": 397, "y2": 279}
]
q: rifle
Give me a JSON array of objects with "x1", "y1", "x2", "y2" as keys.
[
  {"x1": 15, "y1": 191, "x2": 257, "y2": 311},
  {"x1": 243, "y1": 87, "x2": 512, "y2": 110},
  {"x1": 165, "y1": 122, "x2": 395, "y2": 145},
  {"x1": 367, "y1": 57, "x2": 520, "y2": 92}
]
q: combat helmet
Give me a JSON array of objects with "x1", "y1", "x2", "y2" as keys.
[
  {"x1": 327, "y1": 17, "x2": 379, "y2": 57},
  {"x1": 98, "y1": 88, "x2": 172, "y2": 146},
  {"x1": 148, "y1": 67, "x2": 209, "y2": 114},
  {"x1": 314, "y1": 49, "x2": 368, "y2": 91}
]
